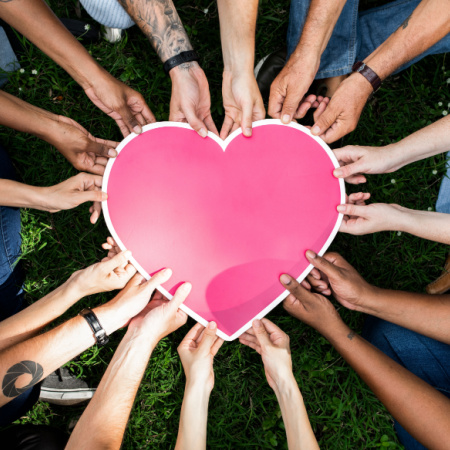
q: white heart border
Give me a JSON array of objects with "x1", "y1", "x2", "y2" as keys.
[{"x1": 102, "y1": 119, "x2": 345, "y2": 341}]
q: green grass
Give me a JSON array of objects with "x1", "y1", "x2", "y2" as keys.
[{"x1": 0, "y1": 0, "x2": 449, "y2": 448}]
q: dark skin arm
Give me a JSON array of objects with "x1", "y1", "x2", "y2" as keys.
[{"x1": 280, "y1": 272, "x2": 450, "y2": 450}]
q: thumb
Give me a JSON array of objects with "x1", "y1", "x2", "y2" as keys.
[
  {"x1": 184, "y1": 110, "x2": 208, "y2": 138},
  {"x1": 170, "y1": 282, "x2": 192, "y2": 310},
  {"x1": 241, "y1": 102, "x2": 254, "y2": 137},
  {"x1": 280, "y1": 90, "x2": 303, "y2": 124},
  {"x1": 120, "y1": 106, "x2": 142, "y2": 135},
  {"x1": 311, "y1": 103, "x2": 338, "y2": 136},
  {"x1": 304, "y1": 250, "x2": 343, "y2": 283},
  {"x1": 333, "y1": 161, "x2": 364, "y2": 180},
  {"x1": 87, "y1": 139, "x2": 118, "y2": 158},
  {"x1": 199, "y1": 321, "x2": 218, "y2": 351},
  {"x1": 336, "y1": 203, "x2": 368, "y2": 218},
  {"x1": 78, "y1": 190, "x2": 108, "y2": 205},
  {"x1": 252, "y1": 319, "x2": 271, "y2": 348}
]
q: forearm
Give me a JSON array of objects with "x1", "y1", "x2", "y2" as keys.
[
  {"x1": 291, "y1": 0, "x2": 346, "y2": 63},
  {"x1": 0, "y1": 0, "x2": 105, "y2": 89},
  {"x1": 118, "y1": 0, "x2": 193, "y2": 63},
  {"x1": 0, "y1": 303, "x2": 119, "y2": 407},
  {"x1": 66, "y1": 328, "x2": 156, "y2": 450},
  {"x1": 217, "y1": 0, "x2": 258, "y2": 73},
  {"x1": 0, "y1": 179, "x2": 49, "y2": 210},
  {"x1": 175, "y1": 380, "x2": 211, "y2": 450},
  {"x1": 364, "y1": 0, "x2": 450, "y2": 79},
  {"x1": 324, "y1": 322, "x2": 450, "y2": 449},
  {"x1": 355, "y1": 286, "x2": 450, "y2": 344},
  {"x1": 273, "y1": 375, "x2": 319, "y2": 450},
  {"x1": 0, "y1": 278, "x2": 83, "y2": 351},
  {"x1": 386, "y1": 115, "x2": 450, "y2": 169}
]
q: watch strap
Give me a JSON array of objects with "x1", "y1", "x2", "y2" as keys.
[
  {"x1": 352, "y1": 61, "x2": 382, "y2": 92},
  {"x1": 79, "y1": 308, "x2": 109, "y2": 346},
  {"x1": 163, "y1": 50, "x2": 199, "y2": 75}
]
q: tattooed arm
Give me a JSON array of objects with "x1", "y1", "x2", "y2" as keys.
[
  {"x1": 311, "y1": 0, "x2": 450, "y2": 143},
  {"x1": 217, "y1": 0, "x2": 265, "y2": 139},
  {"x1": 279, "y1": 273, "x2": 450, "y2": 449},
  {"x1": 118, "y1": 0, "x2": 218, "y2": 137},
  {"x1": 0, "y1": 0, "x2": 154, "y2": 136}
]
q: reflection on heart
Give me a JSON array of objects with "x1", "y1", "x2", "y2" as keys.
[{"x1": 102, "y1": 120, "x2": 344, "y2": 340}]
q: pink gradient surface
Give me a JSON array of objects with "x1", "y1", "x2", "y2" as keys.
[{"x1": 105, "y1": 123, "x2": 342, "y2": 339}]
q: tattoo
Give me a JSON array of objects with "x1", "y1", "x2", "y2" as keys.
[
  {"x1": 347, "y1": 331, "x2": 356, "y2": 340},
  {"x1": 2, "y1": 361, "x2": 44, "y2": 398},
  {"x1": 119, "y1": 0, "x2": 193, "y2": 62},
  {"x1": 400, "y1": 13, "x2": 412, "y2": 29}
]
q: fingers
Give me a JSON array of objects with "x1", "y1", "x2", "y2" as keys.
[
  {"x1": 280, "y1": 273, "x2": 314, "y2": 302},
  {"x1": 294, "y1": 94, "x2": 316, "y2": 119},
  {"x1": 252, "y1": 319, "x2": 271, "y2": 347},
  {"x1": 182, "y1": 322, "x2": 204, "y2": 343},
  {"x1": 304, "y1": 250, "x2": 344, "y2": 282},
  {"x1": 87, "y1": 139, "x2": 118, "y2": 159},
  {"x1": 220, "y1": 115, "x2": 234, "y2": 140},
  {"x1": 90, "y1": 200, "x2": 102, "y2": 224},
  {"x1": 204, "y1": 114, "x2": 219, "y2": 137},
  {"x1": 211, "y1": 336, "x2": 224, "y2": 356},
  {"x1": 241, "y1": 102, "x2": 254, "y2": 137},
  {"x1": 137, "y1": 267, "x2": 172, "y2": 292},
  {"x1": 170, "y1": 281, "x2": 192, "y2": 310},
  {"x1": 102, "y1": 250, "x2": 132, "y2": 273},
  {"x1": 337, "y1": 203, "x2": 368, "y2": 218},
  {"x1": 119, "y1": 105, "x2": 143, "y2": 136},
  {"x1": 347, "y1": 192, "x2": 371, "y2": 206},
  {"x1": 198, "y1": 321, "x2": 218, "y2": 351},
  {"x1": 79, "y1": 189, "x2": 108, "y2": 205},
  {"x1": 268, "y1": 88, "x2": 284, "y2": 119},
  {"x1": 140, "y1": 103, "x2": 157, "y2": 125},
  {"x1": 184, "y1": 110, "x2": 208, "y2": 138},
  {"x1": 260, "y1": 318, "x2": 283, "y2": 335},
  {"x1": 239, "y1": 334, "x2": 262, "y2": 354}
]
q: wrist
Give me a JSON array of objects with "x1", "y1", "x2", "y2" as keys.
[
  {"x1": 348, "y1": 72, "x2": 375, "y2": 98},
  {"x1": 185, "y1": 377, "x2": 213, "y2": 396},
  {"x1": 169, "y1": 60, "x2": 201, "y2": 81}
]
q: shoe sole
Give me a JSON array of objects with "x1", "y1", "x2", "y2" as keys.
[{"x1": 39, "y1": 387, "x2": 96, "y2": 405}]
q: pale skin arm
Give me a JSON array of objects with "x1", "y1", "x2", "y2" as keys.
[
  {"x1": 0, "y1": 0, "x2": 155, "y2": 136},
  {"x1": 311, "y1": 0, "x2": 450, "y2": 143},
  {"x1": 239, "y1": 319, "x2": 318, "y2": 450},
  {"x1": 175, "y1": 322, "x2": 223, "y2": 450},
  {"x1": 117, "y1": 0, "x2": 217, "y2": 136},
  {"x1": 268, "y1": 0, "x2": 346, "y2": 123},
  {"x1": 333, "y1": 116, "x2": 450, "y2": 183},
  {"x1": 217, "y1": 0, "x2": 265, "y2": 138},
  {"x1": 0, "y1": 269, "x2": 172, "y2": 407},
  {"x1": 66, "y1": 283, "x2": 190, "y2": 450},
  {"x1": 302, "y1": 251, "x2": 450, "y2": 345},
  {"x1": 280, "y1": 273, "x2": 450, "y2": 450}
]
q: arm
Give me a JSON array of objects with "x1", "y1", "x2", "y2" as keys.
[
  {"x1": 0, "y1": 173, "x2": 106, "y2": 224},
  {"x1": 301, "y1": 251, "x2": 450, "y2": 345},
  {"x1": 217, "y1": 0, "x2": 265, "y2": 138},
  {"x1": 333, "y1": 116, "x2": 450, "y2": 183},
  {"x1": 0, "y1": 0, "x2": 155, "y2": 136},
  {"x1": 280, "y1": 273, "x2": 450, "y2": 450},
  {"x1": 0, "y1": 269, "x2": 172, "y2": 407},
  {"x1": 118, "y1": 0, "x2": 217, "y2": 136},
  {"x1": 239, "y1": 319, "x2": 319, "y2": 450},
  {"x1": 311, "y1": 0, "x2": 450, "y2": 143},
  {"x1": 175, "y1": 322, "x2": 223, "y2": 450},
  {"x1": 338, "y1": 202, "x2": 450, "y2": 245},
  {"x1": 66, "y1": 280, "x2": 190, "y2": 450},
  {"x1": 268, "y1": 0, "x2": 346, "y2": 123},
  {"x1": 0, "y1": 251, "x2": 135, "y2": 351},
  {"x1": 0, "y1": 91, "x2": 117, "y2": 175}
]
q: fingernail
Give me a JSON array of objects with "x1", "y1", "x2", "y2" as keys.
[
  {"x1": 306, "y1": 250, "x2": 316, "y2": 259},
  {"x1": 101, "y1": 192, "x2": 108, "y2": 200},
  {"x1": 244, "y1": 127, "x2": 252, "y2": 137},
  {"x1": 311, "y1": 125, "x2": 320, "y2": 135},
  {"x1": 124, "y1": 250, "x2": 132, "y2": 259},
  {"x1": 312, "y1": 272, "x2": 320, "y2": 280},
  {"x1": 337, "y1": 205, "x2": 346, "y2": 213},
  {"x1": 133, "y1": 125, "x2": 142, "y2": 134},
  {"x1": 180, "y1": 282, "x2": 192, "y2": 293},
  {"x1": 208, "y1": 321, "x2": 216, "y2": 329},
  {"x1": 253, "y1": 319, "x2": 262, "y2": 328},
  {"x1": 198, "y1": 128, "x2": 207, "y2": 138},
  {"x1": 282, "y1": 114, "x2": 291, "y2": 124},
  {"x1": 162, "y1": 268, "x2": 172, "y2": 277},
  {"x1": 280, "y1": 274, "x2": 291, "y2": 285},
  {"x1": 333, "y1": 168, "x2": 343, "y2": 177}
]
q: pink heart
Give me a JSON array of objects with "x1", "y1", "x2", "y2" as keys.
[{"x1": 102, "y1": 120, "x2": 344, "y2": 340}]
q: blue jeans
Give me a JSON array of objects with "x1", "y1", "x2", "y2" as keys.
[
  {"x1": 0, "y1": 27, "x2": 20, "y2": 87},
  {"x1": 363, "y1": 316, "x2": 450, "y2": 449},
  {"x1": 436, "y1": 152, "x2": 450, "y2": 214},
  {"x1": 287, "y1": 0, "x2": 450, "y2": 78},
  {"x1": 0, "y1": 144, "x2": 40, "y2": 427}
]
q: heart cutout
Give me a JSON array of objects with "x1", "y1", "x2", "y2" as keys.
[{"x1": 102, "y1": 120, "x2": 345, "y2": 340}]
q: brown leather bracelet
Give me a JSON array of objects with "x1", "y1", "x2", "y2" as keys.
[{"x1": 352, "y1": 61, "x2": 382, "y2": 92}]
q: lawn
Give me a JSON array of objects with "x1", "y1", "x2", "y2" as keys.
[{"x1": 1, "y1": 0, "x2": 449, "y2": 448}]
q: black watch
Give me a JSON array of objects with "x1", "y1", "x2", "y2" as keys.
[
  {"x1": 163, "y1": 50, "x2": 199, "y2": 75},
  {"x1": 79, "y1": 308, "x2": 109, "y2": 346}
]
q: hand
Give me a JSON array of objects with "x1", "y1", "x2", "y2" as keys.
[
  {"x1": 220, "y1": 70, "x2": 265, "y2": 139},
  {"x1": 85, "y1": 73, "x2": 155, "y2": 137},
  {"x1": 127, "y1": 280, "x2": 190, "y2": 342},
  {"x1": 70, "y1": 250, "x2": 136, "y2": 297},
  {"x1": 338, "y1": 202, "x2": 405, "y2": 235},
  {"x1": 42, "y1": 173, "x2": 106, "y2": 223},
  {"x1": 239, "y1": 319, "x2": 293, "y2": 390},
  {"x1": 177, "y1": 322, "x2": 224, "y2": 391},
  {"x1": 49, "y1": 116, "x2": 118, "y2": 175},
  {"x1": 333, "y1": 145, "x2": 403, "y2": 184},
  {"x1": 296, "y1": 250, "x2": 377, "y2": 312},
  {"x1": 311, "y1": 73, "x2": 373, "y2": 143},
  {"x1": 169, "y1": 62, "x2": 218, "y2": 138},
  {"x1": 268, "y1": 52, "x2": 319, "y2": 124}
]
